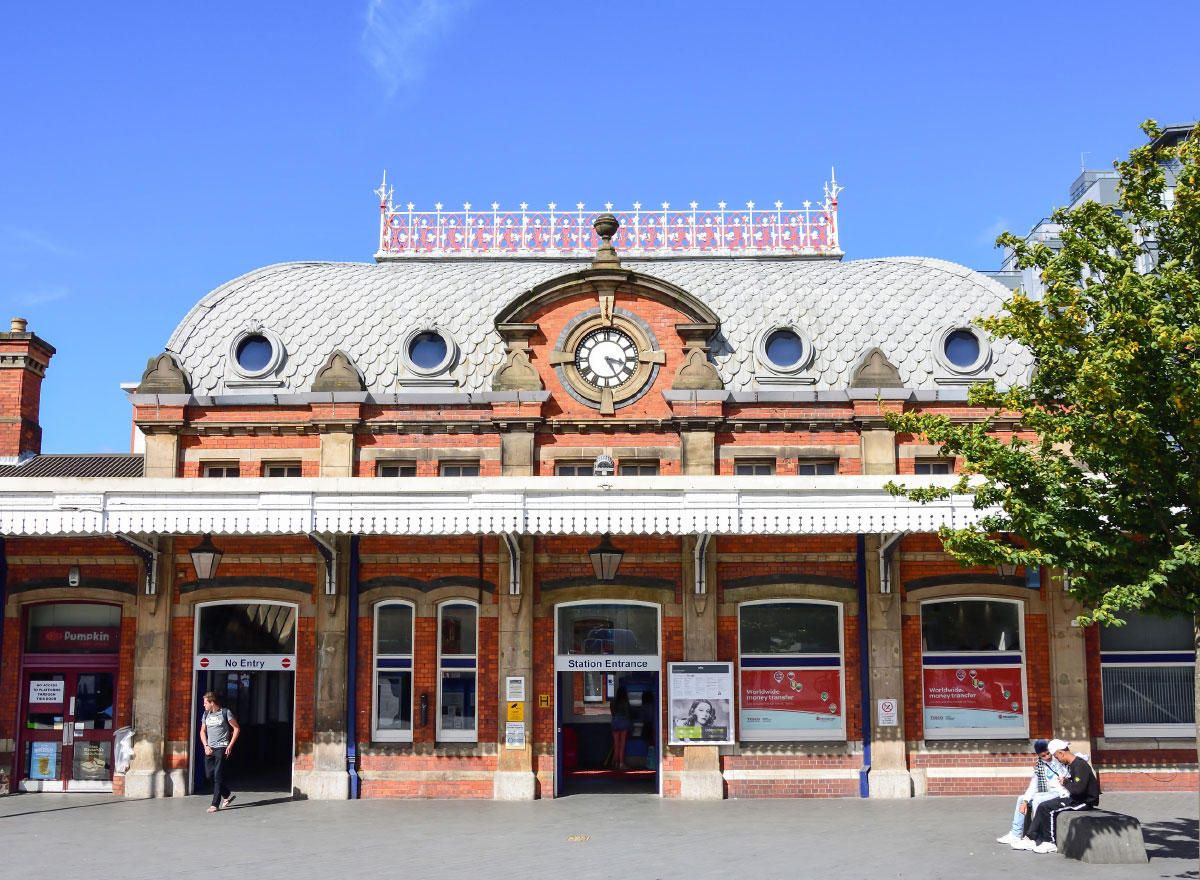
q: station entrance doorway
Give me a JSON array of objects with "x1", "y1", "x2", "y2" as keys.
[
  {"x1": 192, "y1": 601, "x2": 297, "y2": 794},
  {"x1": 554, "y1": 600, "x2": 661, "y2": 796}
]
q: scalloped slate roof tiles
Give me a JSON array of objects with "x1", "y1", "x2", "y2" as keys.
[{"x1": 164, "y1": 257, "x2": 1032, "y2": 395}]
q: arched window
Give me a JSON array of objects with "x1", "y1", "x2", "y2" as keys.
[
  {"x1": 373, "y1": 601, "x2": 414, "y2": 742},
  {"x1": 738, "y1": 600, "x2": 845, "y2": 741},
  {"x1": 920, "y1": 598, "x2": 1026, "y2": 739},
  {"x1": 437, "y1": 601, "x2": 478, "y2": 743}
]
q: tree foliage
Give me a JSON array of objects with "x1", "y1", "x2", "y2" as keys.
[{"x1": 885, "y1": 121, "x2": 1199, "y2": 625}]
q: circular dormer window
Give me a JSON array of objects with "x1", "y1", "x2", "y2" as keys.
[
  {"x1": 933, "y1": 326, "x2": 991, "y2": 375},
  {"x1": 228, "y1": 328, "x2": 285, "y2": 379},
  {"x1": 401, "y1": 326, "x2": 457, "y2": 376},
  {"x1": 756, "y1": 325, "x2": 814, "y2": 375}
]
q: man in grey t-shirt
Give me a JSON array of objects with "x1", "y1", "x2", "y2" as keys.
[{"x1": 200, "y1": 691, "x2": 241, "y2": 812}]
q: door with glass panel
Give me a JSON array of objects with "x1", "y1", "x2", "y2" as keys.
[{"x1": 20, "y1": 669, "x2": 117, "y2": 791}]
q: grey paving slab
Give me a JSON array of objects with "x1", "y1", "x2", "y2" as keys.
[{"x1": 0, "y1": 791, "x2": 1194, "y2": 880}]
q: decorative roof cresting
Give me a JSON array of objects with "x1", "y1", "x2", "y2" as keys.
[{"x1": 374, "y1": 172, "x2": 843, "y2": 259}]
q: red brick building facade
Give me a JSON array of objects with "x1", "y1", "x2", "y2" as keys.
[{"x1": 0, "y1": 206, "x2": 1193, "y2": 800}]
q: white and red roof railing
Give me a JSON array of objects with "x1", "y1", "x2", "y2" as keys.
[{"x1": 374, "y1": 173, "x2": 843, "y2": 258}]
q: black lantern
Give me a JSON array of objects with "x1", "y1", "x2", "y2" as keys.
[
  {"x1": 995, "y1": 534, "x2": 1019, "y2": 578},
  {"x1": 189, "y1": 533, "x2": 224, "y2": 582},
  {"x1": 589, "y1": 533, "x2": 624, "y2": 581}
]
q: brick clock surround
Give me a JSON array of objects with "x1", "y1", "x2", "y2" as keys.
[{"x1": 0, "y1": 217, "x2": 1193, "y2": 801}]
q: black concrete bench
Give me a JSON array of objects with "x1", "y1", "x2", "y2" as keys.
[{"x1": 1057, "y1": 809, "x2": 1148, "y2": 864}]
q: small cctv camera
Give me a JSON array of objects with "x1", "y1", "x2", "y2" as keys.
[{"x1": 68, "y1": 566, "x2": 81, "y2": 587}]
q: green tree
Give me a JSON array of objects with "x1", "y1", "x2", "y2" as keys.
[{"x1": 885, "y1": 120, "x2": 1199, "y2": 834}]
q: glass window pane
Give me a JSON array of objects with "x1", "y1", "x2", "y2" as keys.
[
  {"x1": 376, "y1": 671, "x2": 413, "y2": 732},
  {"x1": 409, "y1": 332, "x2": 448, "y2": 369},
  {"x1": 440, "y1": 671, "x2": 476, "y2": 730},
  {"x1": 26, "y1": 604, "x2": 121, "y2": 654},
  {"x1": 944, "y1": 330, "x2": 981, "y2": 368},
  {"x1": 922, "y1": 600, "x2": 1021, "y2": 652},
  {"x1": 1099, "y1": 611, "x2": 1194, "y2": 652},
  {"x1": 376, "y1": 604, "x2": 413, "y2": 655},
  {"x1": 73, "y1": 740, "x2": 111, "y2": 781},
  {"x1": 740, "y1": 603, "x2": 840, "y2": 654},
  {"x1": 25, "y1": 741, "x2": 62, "y2": 781},
  {"x1": 440, "y1": 604, "x2": 477, "y2": 655},
  {"x1": 74, "y1": 673, "x2": 114, "y2": 730},
  {"x1": 235, "y1": 335, "x2": 273, "y2": 372},
  {"x1": 765, "y1": 329, "x2": 804, "y2": 367},
  {"x1": 1102, "y1": 666, "x2": 1194, "y2": 725},
  {"x1": 197, "y1": 603, "x2": 297, "y2": 654},
  {"x1": 556, "y1": 603, "x2": 659, "y2": 655}
]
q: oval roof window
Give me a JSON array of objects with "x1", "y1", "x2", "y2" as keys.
[
  {"x1": 765, "y1": 329, "x2": 805, "y2": 368},
  {"x1": 408, "y1": 331, "x2": 448, "y2": 370},
  {"x1": 943, "y1": 330, "x2": 981, "y2": 369},
  {"x1": 235, "y1": 334, "x2": 274, "y2": 373}
]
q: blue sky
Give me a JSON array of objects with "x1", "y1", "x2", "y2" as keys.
[{"x1": 2, "y1": 1, "x2": 1198, "y2": 453}]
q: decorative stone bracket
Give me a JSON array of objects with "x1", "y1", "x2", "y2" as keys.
[
  {"x1": 672, "y1": 323, "x2": 723, "y2": 391},
  {"x1": 311, "y1": 350, "x2": 366, "y2": 392},
  {"x1": 137, "y1": 352, "x2": 191, "y2": 394},
  {"x1": 492, "y1": 323, "x2": 544, "y2": 392}
]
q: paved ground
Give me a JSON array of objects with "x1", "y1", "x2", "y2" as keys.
[{"x1": 1, "y1": 790, "x2": 1195, "y2": 879}]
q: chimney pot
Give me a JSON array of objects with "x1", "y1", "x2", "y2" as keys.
[{"x1": 11, "y1": 318, "x2": 27, "y2": 333}]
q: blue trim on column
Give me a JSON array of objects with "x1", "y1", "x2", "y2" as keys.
[
  {"x1": 347, "y1": 535, "x2": 360, "y2": 799},
  {"x1": 857, "y1": 534, "x2": 870, "y2": 798},
  {"x1": 0, "y1": 537, "x2": 7, "y2": 694}
]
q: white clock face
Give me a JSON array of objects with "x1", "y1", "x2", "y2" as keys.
[{"x1": 575, "y1": 328, "x2": 639, "y2": 388}]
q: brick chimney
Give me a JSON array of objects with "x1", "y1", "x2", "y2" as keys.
[{"x1": 0, "y1": 318, "x2": 56, "y2": 462}]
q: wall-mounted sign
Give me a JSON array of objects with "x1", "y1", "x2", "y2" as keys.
[
  {"x1": 538, "y1": 695, "x2": 551, "y2": 708},
  {"x1": 669, "y1": 662, "x2": 734, "y2": 745},
  {"x1": 555, "y1": 655, "x2": 661, "y2": 672},
  {"x1": 505, "y1": 722, "x2": 526, "y2": 750},
  {"x1": 29, "y1": 680, "x2": 65, "y2": 704},
  {"x1": 506, "y1": 676, "x2": 526, "y2": 702},
  {"x1": 194, "y1": 655, "x2": 297, "y2": 672},
  {"x1": 507, "y1": 702, "x2": 524, "y2": 722},
  {"x1": 877, "y1": 698, "x2": 898, "y2": 728},
  {"x1": 923, "y1": 666, "x2": 1025, "y2": 734},
  {"x1": 36, "y1": 626, "x2": 120, "y2": 652}
]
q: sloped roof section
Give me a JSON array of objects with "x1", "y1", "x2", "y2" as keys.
[
  {"x1": 164, "y1": 257, "x2": 1032, "y2": 395},
  {"x1": 0, "y1": 454, "x2": 145, "y2": 479}
]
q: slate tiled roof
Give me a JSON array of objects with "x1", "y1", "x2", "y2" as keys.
[
  {"x1": 0, "y1": 454, "x2": 144, "y2": 478},
  {"x1": 164, "y1": 257, "x2": 1032, "y2": 395}
]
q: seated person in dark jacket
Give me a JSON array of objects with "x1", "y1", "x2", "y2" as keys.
[{"x1": 1016, "y1": 738, "x2": 1101, "y2": 854}]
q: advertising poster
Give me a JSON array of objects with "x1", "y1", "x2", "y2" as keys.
[
  {"x1": 29, "y1": 741, "x2": 58, "y2": 780},
  {"x1": 740, "y1": 668, "x2": 843, "y2": 738},
  {"x1": 923, "y1": 666, "x2": 1025, "y2": 732},
  {"x1": 669, "y1": 662, "x2": 734, "y2": 745}
]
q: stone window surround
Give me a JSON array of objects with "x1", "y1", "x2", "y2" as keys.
[
  {"x1": 399, "y1": 325, "x2": 459, "y2": 378},
  {"x1": 539, "y1": 445, "x2": 679, "y2": 464},
  {"x1": 357, "y1": 447, "x2": 501, "y2": 463},
  {"x1": 716, "y1": 444, "x2": 860, "y2": 462},
  {"x1": 226, "y1": 327, "x2": 286, "y2": 385},
  {"x1": 932, "y1": 325, "x2": 992, "y2": 382},
  {"x1": 186, "y1": 448, "x2": 321, "y2": 464},
  {"x1": 755, "y1": 324, "x2": 816, "y2": 376}
]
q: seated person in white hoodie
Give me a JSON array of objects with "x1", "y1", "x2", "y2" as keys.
[{"x1": 996, "y1": 739, "x2": 1069, "y2": 845}]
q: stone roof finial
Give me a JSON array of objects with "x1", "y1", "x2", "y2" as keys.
[{"x1": 592, "y1": 213, "x2": 621, "y2": 269}]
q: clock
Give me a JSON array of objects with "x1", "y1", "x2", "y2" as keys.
[{"x1": 574, "y1": 328, "x2": 639, "y2": 388}]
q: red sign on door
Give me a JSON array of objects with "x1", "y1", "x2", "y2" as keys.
[{"x1": 35, "y1": 627, "x2": 121, "y2": 652}]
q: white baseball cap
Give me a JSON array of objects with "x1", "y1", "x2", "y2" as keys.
[{"x1": 1047, "y1": 739, "x2": 1070, "y2": 753}]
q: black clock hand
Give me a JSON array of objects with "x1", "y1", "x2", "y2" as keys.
[{"x1": 605, "y1": 355, "x2": 623, "y2": 375}]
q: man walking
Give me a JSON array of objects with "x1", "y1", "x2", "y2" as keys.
[
  {"x1": 996, "y1": 739, "x2": 1068, "y2": 845},
  {"x1": 1014, "y1": 739, "x2": 1101, "y2": 853}
]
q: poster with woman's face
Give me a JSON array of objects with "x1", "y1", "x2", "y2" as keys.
[{"x1": 668, "y1": 662, "x2": 735, "y2": 745}]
